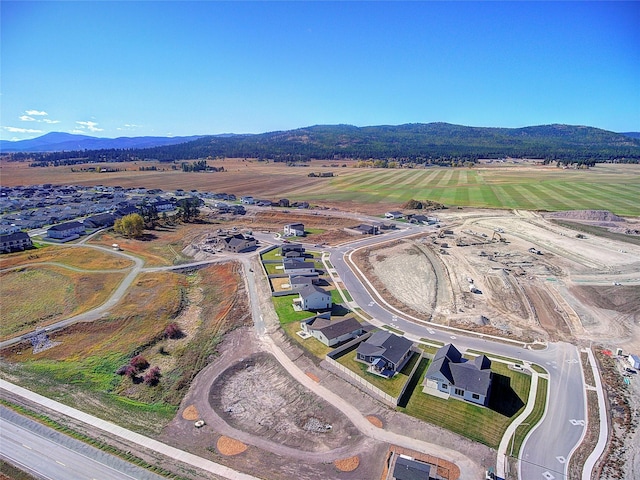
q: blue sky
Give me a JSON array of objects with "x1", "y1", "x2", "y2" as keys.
[{"x1": 1, "y1": 1, "x2": 639, "y2": 141}]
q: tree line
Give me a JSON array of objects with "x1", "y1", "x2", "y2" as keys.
[{"x1": 7, "y1": 123, "x2": 640, "y2": 166}]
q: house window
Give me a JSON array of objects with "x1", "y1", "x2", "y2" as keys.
[
  {"x1": 472, "y1": 393, "x2": 480, "y2": 400},
  {"x1": 441, "y1": 384, "x2": 448, "y2": 390},
  {"x1": 454, "y1": 388, "x2": 464, "y2": 396}
]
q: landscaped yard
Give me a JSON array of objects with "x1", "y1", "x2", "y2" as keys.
[
  {"x1": 272, "y1": 295, "x2": 318, "y2": 324},
  {"x1": 260, "y1": 248, "x2": 282, "y2": 262},
  {"x1": 399, "y1": 360, "x2": 532, "y2": 448},
  {"x1": 281, "y1": 322, "x2": 333, "y2": 359},
  {"x1": 335, "y1": 347, "x2": 419, "y2": 398}
]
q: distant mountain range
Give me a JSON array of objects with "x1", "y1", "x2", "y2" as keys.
[
  {"x1": 0, "y1": 132, "x2": 205, "y2": 153},
  {"x1": 3, "y1": 124, "x2": 640, "y2": 164}
]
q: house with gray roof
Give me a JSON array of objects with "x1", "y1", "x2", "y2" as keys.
[
  {"x1": 0, "y1": 231, "x2": 33, "y2": 253},
  {"x1": 422, "y1": 343, "x2": 492, "y2": 406},
  {"x1": 283, "y1": 258, "x2": 316, "y2": 276},
  {"x1": 392, "y1": 456, "x2": 432, "y2": 480},
  {"x1": 293, "y1": 285, "x2": 331, "y2": 311},
  {"x1": 289, "y1": 274, "x2": 319, "y2": 292},
  {"x1": 284, "y1": 222, "x2": 305, "y2": 237},
  {"x1": 356, "y1": 331, "x2": 414, "y2": 376},
  {"x1": 222, "y1": 234, "x2": 257, "y2": 253},
  {"x1": 300, "y1": 314, "x2": 363, "y2": 347},
  {"x1": 47, "y1": 221, "x2": 85, "y2": 241}
]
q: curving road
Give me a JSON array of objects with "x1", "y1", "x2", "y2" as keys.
[
  {"x1": 326, "y1": 225, "x2": 589, "y2": 480},
  {"x1": 1, "y1": 219, "x2": 600, "y2": 480}
]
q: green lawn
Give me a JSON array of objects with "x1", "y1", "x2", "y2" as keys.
[
  {"x1": 510, "y1": 377, "x2": 548, "y2": 457},
  {"x1": 272, "y1": 295, "x2": 317, "y2": 324},
  {"x1": 336, "y1": 349, "x2": 418, "y2": 398},
  {"x1": 281, "y1": 322, "x2": 333, "y2": 359},
  {"x1": 263, "y1": 263, "x2": 284, "y2": 275},
  {"x1": 260, "y1": 248, "x2": 282, "y2": 261},
  {"x1": 399, "y1": 360, "x2": 531, "y2": 448}
]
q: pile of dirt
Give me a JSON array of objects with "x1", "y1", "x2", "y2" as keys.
[
  {"x1": 217, "y1": 436, "x2": 248, "y2": 456},
  {"x1": 334, "y1": 456, "x2": 360, "y2": 472},
  {"x1": 181, "y1": 405, "x2": 199, "y2": 421},
  {"x1": 545, "y1": 210, "x2": 625, "y2": 222},
  {"x1": 366, "y1": 415, "x2": 383, "y2": 428}
]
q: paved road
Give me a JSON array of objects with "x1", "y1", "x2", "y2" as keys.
[
  {"x1": 0, "y1": 406, "x2": 165, "y2": 480},
  {"x1": 328, "y1": 230, "x2": 587, "y2": 480},
  {"x1": 4, "y1": 219, "x2": 592, "y2": 480}
]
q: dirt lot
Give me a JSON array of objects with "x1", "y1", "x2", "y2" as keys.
[
  {"x1": 211, "y1": 352, "x2": 360, "y2": 453},
  {"x1": 355, "y1": 209, "x2": 640, "y2": 348},
  {"x1": 352, "y1": 208, "x2": 640, "y2": 478},
  {"x1": 161, "y1": 328, "x2": 389, "y2": 480}
]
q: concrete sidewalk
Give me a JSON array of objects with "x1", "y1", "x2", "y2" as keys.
[
  {"x1": 0, "y1": 379, "x2": 261, "y2": 480},
  {"x1": 581, "y1": 348, "x2": 608, "y2": 480},
  {"x1": 496, "y1": 366, "x2": 540, "y2": 479}
]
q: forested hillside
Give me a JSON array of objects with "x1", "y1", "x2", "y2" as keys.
[{"x1": 7, "y1": 123, "x2": 640, "y2": 166}]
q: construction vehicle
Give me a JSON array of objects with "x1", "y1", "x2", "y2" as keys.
[{"x1": 491, "y1": 231, "x2": 507, "y2": 242}]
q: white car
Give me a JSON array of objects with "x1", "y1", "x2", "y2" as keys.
[{"x1": 194, "y1": 420, "x2": 205, "y2": 428}]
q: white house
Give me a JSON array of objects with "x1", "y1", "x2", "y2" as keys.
[
  {"x1": 384, "y1": 211, "x2": 404, "y2": 219},
  {"x1": 47, "y1": 221, "x2": 85, "y2": 240},
  {"x1": 294, "y1": 285, "x2": 331, "y2": 311},
  {"x1": 240, "y1": 196, "x2": 255, "y2": 205},
  {"x1": 284, "y1": 223, "x2": 305, "y2": 237},
  {"x1": 628, "y1": 354, "x2": 640, "y2": 370}
]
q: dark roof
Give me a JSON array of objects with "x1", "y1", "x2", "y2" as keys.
[
  {"x1": 48, "y1": 221, "x2": 83, "y2": 231},
  {"x1": 357, "y1": 331, "x2": 413, "y2": 365},
  {"x1": 426, "y1": 343, "x2": 492, "y2": 396},
  {"x1": 0, "y1": 231, "x2": 30, "y2": 242},
  {"x1": 299, "y1": 285, "x2": 329, "y2": 299},
  {"x1": 283, "y1": 258, "x2": 315, "y2": 269},
  {"x1": 290, "y1": 275, "x2": 313, "y2": 285},
  {"x1": 305, "y1": 316, "x2": 362, "y2": 340},
  {"x1": 286, "y1": 223, "x2": 304, "y2": 228},
  {"x1": 393, "y1": 457, "x2": 431, "y2": 480}
]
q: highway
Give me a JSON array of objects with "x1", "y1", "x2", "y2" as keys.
[
  {"x1": 0, "y1": 406, "x2": 165, "y2": 480},
  {"x1": 2, "y1": 218, "x2": 594, "y2": 480}
]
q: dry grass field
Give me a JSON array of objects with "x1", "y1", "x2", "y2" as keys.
[
  {"x1": 2, "y1": 158, "x2": 639, "y2": 215},
  {"x1": 0, "y1": 262, "x2": 250, "y2": 433},
  {"x1": 0, "y1": 245, "x2": 134, "y2": 270},
  {"x1": 0, "y1": 266, "x2": 125, "y2": 340}
]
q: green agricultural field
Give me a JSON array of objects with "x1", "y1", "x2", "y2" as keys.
[{"x1": 293, "y1": 164, "x2": 640, "y2": 216}]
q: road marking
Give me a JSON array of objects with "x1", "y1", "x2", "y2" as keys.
[
  {"x1": 427, "y1": 328, "x2": 435, "y2": 335},
  {"x1": 450, "y1": 336, "x2": 456, "y2": 339},
  {"x1": 566, "y1": 359, "x2": 578, "y2": 363},
  {"x1": 556, "y1": 456, "x2": 566, "y2": 464},
  {"x1": 368, "y1": 302, "x2": 375, "y2": 307},
  {"x1": 22, "y1": 444, "x2": 31, "y2": 449},
  {"x1": 542, "y1": 472, "x2": 555, "y2": 480},
  {"x1": 56, "y1": 460, "x2": 66, "y2": 466},
  {"x1": 569, "y1": 419, "x2": 585, "y2": 426}
]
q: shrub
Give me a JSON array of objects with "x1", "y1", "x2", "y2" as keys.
[
  {"x1": 144, "y1": 366, "x2": 161, "y2": 386},
  {"x1": 164, "y1": 322, "x2": 182, "y2": 339},
  {"x1": 129, "y1": 355, "x2": 149, "y2": 372}
]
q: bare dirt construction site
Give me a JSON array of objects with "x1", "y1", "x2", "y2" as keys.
[
  {"x1": 354, "y1": 208, "x2": 640, "y2": 480},
  {"x1": 211, "y1": 352, "x2": 359, "y2": 453},
  {"x1": 355, "y1": 208, "x2": 640, "y2": 350}
]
